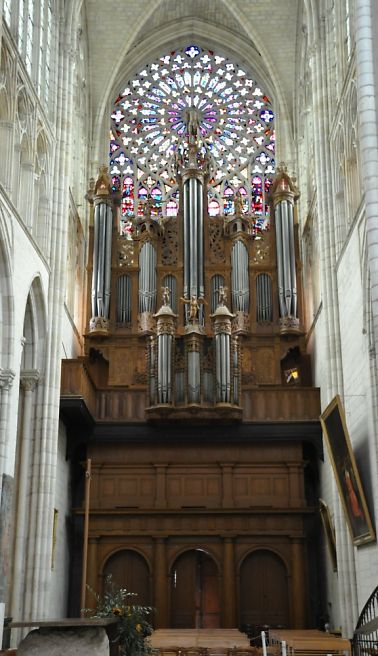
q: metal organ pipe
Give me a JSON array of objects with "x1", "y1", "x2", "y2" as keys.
[
  {"x1": 183, "y1": 182, "x2": 190, "y2": 299},
  {"x1": 92, "y1": 202, "x2": 113, "y2": 319},
  {"x1": 139, "y1": 242, "x2": 157, "y2": 314},
  {"x1": 154, "y1": 301, "x2": 176, "y2": 406},
  {"x1": 183, "y1": 175, "x2": 204, "y2": 321},
  {"x1": 281, "y1": 200, "x2": 292, "y2": 315},
  {"x1": 275, "y1": 203, "x2": 286, "y2": 317},
  {"x1": 288, "y1": 201, "x2": 297, "y2": 317},
  {"x1": 117, "y1": 275, "x2": 131, "y2": 324},
  {"x1": 256, "y1": 273, "x2": 273, "y2": 323},
  {"x1": 213, "y1": 305, "x2": 234, "y2": 405},
  {"x1": 189, "y1": 178, "x2": 197, "y2": 296},
  {"x1": 197, "y1": 179, "x2": 204, "y2": 299},
  {"x1": 157, "y1": 332, "x2": 174, "y2": 404},
  {"x1": 232, "y1": 337, "x2": 239, "y2": 404},
  {"x1": 215, "y1": 332, "x2": 231, "y2": 403},
  {"x1": 231, "y1": 241, "x2": 249, "y2": 313},
  {"x1": 187, "y1": 347, "x2": 201, "y2": 404},
  {"x1": 272, "y1": 171, "x2": 299, "y2": 323}
]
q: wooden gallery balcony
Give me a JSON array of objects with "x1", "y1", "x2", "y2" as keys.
[{"x1": 60, "y1": 359, "x2": 321, "y2": 450}]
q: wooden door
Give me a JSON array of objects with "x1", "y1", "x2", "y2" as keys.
[
  {"x1": 103, "y1": 549, "x2": 151, "y2": 606},
  {"x1": 240, "y1": 550, "x2": 289, "y2": 628},
  {"x1": 171, "y1": 550, "x2": 220, "y2": 628},
  {"x1": 201, "y1": 550, "x2": 220, "y2": 627}
]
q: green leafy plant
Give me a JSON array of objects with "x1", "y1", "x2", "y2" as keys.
[{"x1": 84, "y1": 575, "x2": 155, "y2": 656}]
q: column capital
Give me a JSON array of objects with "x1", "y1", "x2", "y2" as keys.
[
  {"x1": 0, "y1": 368, "x2": 16, "y2": 390},
  {"x1": 20, "y1": 369, "x2": 40, "y2": 392}
]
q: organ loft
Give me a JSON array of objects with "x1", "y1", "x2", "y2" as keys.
[{"x1": 61, "y1": 100, "x2": 323, "y2": 630}]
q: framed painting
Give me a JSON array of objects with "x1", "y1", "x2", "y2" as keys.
[{"x1": 320, "y1": 395, "x2": 376, "y2": 546}]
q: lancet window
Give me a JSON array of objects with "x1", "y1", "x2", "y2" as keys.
[{"x1": 110, "y1": 44, "x2": 275, "y2": 237}]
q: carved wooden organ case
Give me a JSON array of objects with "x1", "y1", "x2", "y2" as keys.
[{"x1": 85, "y1": 151, "x2": 306, "y2": 421}]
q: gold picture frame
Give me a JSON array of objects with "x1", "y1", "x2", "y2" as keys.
[
  {"x1": 320, "y1": 395, "x2": 375, "y2": 546},
  {"x1": 319, "y1": 499, "x2": 337, "y2": 571}
]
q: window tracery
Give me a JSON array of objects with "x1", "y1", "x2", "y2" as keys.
[
  {"x1": 110, "y1": 44, "x2": 275, "y2": 237},
  {"x1": 4, "y1": 0, "x2": 53, "y2": 104}
]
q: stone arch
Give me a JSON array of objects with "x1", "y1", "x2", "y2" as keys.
[
  {"x1": 34, "y1": 128, "x2": 51, "y2": 252},
  {"x1": 17, "y1": 131, "x2": 35, "y2": 223},
  {"x1": 21, "y1": 276, "x2": 47, "y2": 373},
  {"x1": 10, "y1": 276, "x2": 47, "y2": 621}
]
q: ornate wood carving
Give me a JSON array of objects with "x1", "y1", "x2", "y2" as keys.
[
  {"x1": 161, "y1": 218, "x2": 179, "y2": 265},
  {"x1": 208, "y1": 219, "x2": 225, "y2": 263}
]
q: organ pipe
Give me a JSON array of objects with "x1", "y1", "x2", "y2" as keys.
[
  {"x1": 89, "y1": 167, "x2": 114, "y2": 333},
  {"x1": 182, "y1": 173, "x2": 205, "y2": 323},
  {"x1": 271, "y1": 164, "x2": 300, "y2": 332},
  {"x1": 256, "y1": 273, "x2": 273, "y2": 323},
  {"x1": 117, "y1": 275, "x2": 132, "y2": 324},
  {"x1": 231, "y1": 240, "x2": 249, "y2": 313},
  {"x1": 92, "y1": 202, "x2": 113, "y2": 318},
  {"x1": 154, "y1": 301, "x2": 176, "y2": 406},
  {"x1": 139, "y1": 242, "x2": 157, "y2": 314},
  {"x1": 211, "y1": 302, "x2": 234, "y2": 405}
]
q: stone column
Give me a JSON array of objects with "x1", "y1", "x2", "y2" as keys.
[
  {"x1": 309, "y1": 12, "x2": 357, "y2": 635},
  {"x1": 0, "y1": 369, "x2": 15, "y2": 649},
  {"x1": 223, "y1": 537, "x2": 236, "y2": 627},
  {"x1": 291, "y1": 538, "x2": 306, "y2": 628},
  {"x1": 10, "y1": 371, "x2": 39, "y2": 621},
  {"x1": 0, "y1": 369, "x2": 15, "y2": 479},
  {"x1": 154, "y1": 537, "x2": 168, "y2": 627}
]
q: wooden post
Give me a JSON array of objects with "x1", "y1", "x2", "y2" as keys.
[
  {"x1": 154, "y1": 537, "x2": 168, "y2": 627},
  {"x1": 80, "y1": 458, "x2": 92, "y2": 615},
  {"x1": 291, "y1": 538, "x2": 306, "y2": 627},
  {"x1": 223, "y1": 537, "x2": 236, "y2": 627}
]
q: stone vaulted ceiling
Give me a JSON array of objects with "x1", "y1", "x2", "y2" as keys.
[{"x1": 85, "y1": 0, "x2": 300, "y2": 140}]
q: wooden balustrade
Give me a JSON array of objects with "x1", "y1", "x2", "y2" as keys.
[{"x1": 61, "y1": 360, "x2": 320, "y2": 423}]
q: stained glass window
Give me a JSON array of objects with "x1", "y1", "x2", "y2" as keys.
[{"x1": 110, "y1": 44, "x2": 275, "y2": 235}]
